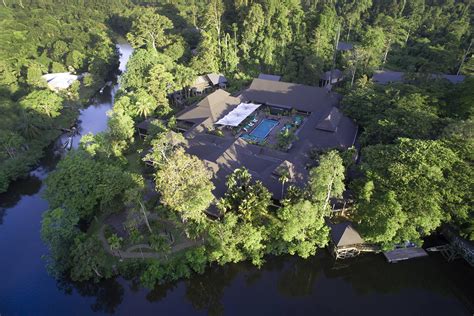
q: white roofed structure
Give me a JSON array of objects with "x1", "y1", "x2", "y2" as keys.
[
  {"x1": 42, "y1": 72, "x2": 79, "y2": 90},
  {"x1": 215, "y1": 102, "x2": 261, "y2": 126}
]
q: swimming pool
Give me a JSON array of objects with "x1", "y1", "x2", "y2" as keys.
[{"x1": 249, "y1": 119, "x2": 279, "y2": 140}]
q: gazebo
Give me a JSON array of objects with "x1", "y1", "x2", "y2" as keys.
[{"x1": 329, "y1": 221, "x2": 365, "y2": 259}]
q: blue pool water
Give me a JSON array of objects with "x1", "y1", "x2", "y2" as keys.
[{"x1": 249, "y1": 119, "x2": 279, "y2": 140}]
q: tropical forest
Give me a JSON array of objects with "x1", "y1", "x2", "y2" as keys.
[{"x1": 0, "y1": 0, "x2": 472, "y2": 314}]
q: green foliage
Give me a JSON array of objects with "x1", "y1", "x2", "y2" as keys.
[
  {"x1": 107, "y1": 234, "x2": 123, "y2": 253},
  {"x1": 70, "y1": 235, "x2": 113, "y2": 282},
  {"x1": 277, "y1": 129, "x2": 297, "y2": 150},
  {"x1": 0, "y1": 2, "x2": 119, "y2": 191},
  {"x1": 207, "y1": 213, "x2": 266, "y2": 266},
  {"x1": 154, "y1": 148, "x2": 214, "y2": 223},
  {"x1": 149, "y1": 233, "x2": 171, "y2": 253},
  {"x1": 41, "y1": 208, "x2": 81, "y2": 276},
  {"x1": 140, "y1": 247, "x2": 209, "y2": 288},
  {"x1": 355, "y1": 184, "x2": 406, "y2": 250},
  {"x1": 144, "y1": 130, "x2": 185, "y2": 167},
  {"x1": 274, "y1": 198, "x2": 329, "y2": 258},
  {"x1": 342, "y1": 83, "x2": 442, "y2": 145},
  {"x1": 218, "y1": 168, "x2": 271, "y2": 222},
  {"x1": 127, "y1": 7, "x2": 173, "y2": 51},
  {"x1": 20, "y1": 89, "x2": 63, "y2": 118},
  {"x1": 44, "y1": 151, "x2": 133, "y2": 221},
  {"x1": 308, "y1": 150, "x2": 345, "y2": 210},
  {"x1": 355, "y1": 138, "x2": 459, "y2": 246}
]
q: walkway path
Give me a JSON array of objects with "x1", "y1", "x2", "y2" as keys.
[{"x1": 98, "y1": 216, "x2": 203, "y2": 260}]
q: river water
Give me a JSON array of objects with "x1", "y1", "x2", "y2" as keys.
[{"x1": 0, "y1": 42, "x2": 473, "y2": 316}]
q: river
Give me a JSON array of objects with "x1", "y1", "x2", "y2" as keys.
[{"x1": 0, "y1": 41, "x2": 473, "y2": 316}]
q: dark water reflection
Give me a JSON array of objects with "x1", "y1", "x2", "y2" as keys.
[{"x1": 0, "y1": 40, "x2": 473, "y2": 315}]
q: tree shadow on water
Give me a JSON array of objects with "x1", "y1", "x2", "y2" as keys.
[{"x1": 56, "y1": 277, "x2": 124, "y2": 314}]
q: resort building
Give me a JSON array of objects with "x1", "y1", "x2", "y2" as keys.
[
  {"x1": 189, "y1": 73, "x2": 229, "y2": 95},
  {"x1": 320, "y1": 69, "x2": 344, "y2": 87},
  {"x1": 372, "y1": 70, "x2": 466, "y2": 85},
  {"x1": 336, "y1": 41, "x2": 354, "y2": 51},
  {"x1": 174, "y1": 78, "x2": 358, "y2": 208}
]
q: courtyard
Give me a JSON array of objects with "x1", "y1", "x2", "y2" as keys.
[{"x1": 214, "y1": 105, "x2": 308, "y2": 151}]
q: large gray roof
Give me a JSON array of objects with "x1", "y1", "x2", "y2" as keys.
[
  {"x1": 242, "y1": 78, "x2": 336, "y2": 113},
  {"x1": 180, "y1": 79, "x2": 358, "y2": 204},
  {"x1": 176, "y1": 89, "x2": 240, "y2": 127},
  {"x1": 185, "y1": 135, "x2": 308, "y2": 201}
]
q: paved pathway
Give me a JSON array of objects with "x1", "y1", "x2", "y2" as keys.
[{"x1": 98, "y1": 218, "x2": 203, "y2": 259}]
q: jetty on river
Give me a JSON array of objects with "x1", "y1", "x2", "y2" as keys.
[
  {"x1": 329, "y1": 222, "x2": 430, "y2": 263},
  {"x1": 383, "y1": 247, "x2": 428, "y2": 263},
  {"x1": 426, "y1": 226, "x2": 474, "y2": 267}
]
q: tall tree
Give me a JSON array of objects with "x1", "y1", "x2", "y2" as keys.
[
  {"x1": 275, "y1": 198, "x2": 329, "y2": 258},
  {"x1": 308, "y1": 150, "x2": 345, "y2": 211},
  {"x1": 155, "y1": 148, "x2": 214, "y2": 223},
  {"x1": 20, "y1": 89, "x2": 63, "y2": 118},
  {"x1": 127, "y1": 8, "x2": 173, "y2": 51},
  {"x1": 356, "y1": 138, "x2": 458, "y2": 246}
]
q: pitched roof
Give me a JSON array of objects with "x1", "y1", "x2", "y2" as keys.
[
  {"x1": 272, "y1": 160, "x2": 296, "y2": 179},
  {"x1": 185, "y1": 136, "x2": 308, "y2": 201},
  {"x1": 258, "y1": 73, "x2": 282, "y2": 81},
  {"x1": 330, "y1": 222, "x2": 364, "y2": 247},
  {"x1": 373, "y1": 70, "x2": 466, "y2": 85},
  {"x1": 337, "y1": 41, "x2": 353, "y2": 51},
  {"x1": 207, "y1": 73, "x2": 228, "y2": 85},
  {"x1": 42, "y1": 72, "x2": 79, "y2": 90},
  {"x1": 315, "y1": 107, "x2": 342, "y2": 132},
  {"x1": 191, "y1": 75, "x2": 211, "y2": 90},
  {"x1": 372, "y1": 70, "x2": 405, "y2": 84},
  {"x1": 176, "y1": 89, "x2": 240, "y2": 126},
  {"x1": 276, "y1": 104, "x2": 357, "y2": 151},
  {"x1": 242, "y1": 78, "x2": 335, "y2": 113}
]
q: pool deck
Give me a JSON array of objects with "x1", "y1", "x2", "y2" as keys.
[
  {"x1": 238, "y1": 112, "x2": 307, "y2": 148},
  {"x1": 249, "y1": 119, "x2": 279, "y2": 140}
]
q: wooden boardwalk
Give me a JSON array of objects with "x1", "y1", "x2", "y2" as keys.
[{"x1": 384, "y1": 247, "x2": 428, "y2": 263}]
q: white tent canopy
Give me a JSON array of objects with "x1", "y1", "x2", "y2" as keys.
[{"x1": 215, "y1": 102, "x2": 261, "y2": 126}]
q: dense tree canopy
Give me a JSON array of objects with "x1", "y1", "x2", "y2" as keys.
[
  {"x1": 0, "y1": 1, "x2": 121, "y2": 192},
  {"x1": 154, "y1": 148, "x2": 215, "y2": 223},
  {"x1": 355, "y1": 138, "x2": 460, "y2": 246},
  {"x1": 12, "y1": 0, "x2": 472, "y2": 287}
]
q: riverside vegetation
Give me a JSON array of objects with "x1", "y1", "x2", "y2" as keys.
[{"x1": 0, "y1": 0, "x2": 471, "y2": 288}]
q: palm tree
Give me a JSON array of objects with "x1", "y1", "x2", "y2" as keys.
[
  {"x1": 107, "y1": 234, "x2": 123, "y2": 259},
  {"x1": 18, "y1": 110, "x2": 42, "y2": 139},
  {"x1": 279, "y1": 170, "x2": 290, "y2": 200},
  {"x1": 134, "y1": 89, "x2": 156, "y2": 118},
  {"x1": 173, "y1": 65, "x2": 196, "y2": 99}
]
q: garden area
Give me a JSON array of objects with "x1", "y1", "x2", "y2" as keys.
[{"x1": 101, "y1": 209, "x2": 201, "y2": 260}]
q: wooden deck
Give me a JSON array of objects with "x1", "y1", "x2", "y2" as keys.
[{"x1": 384, "y1": 247, "x2": 428, "y2": 263}]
